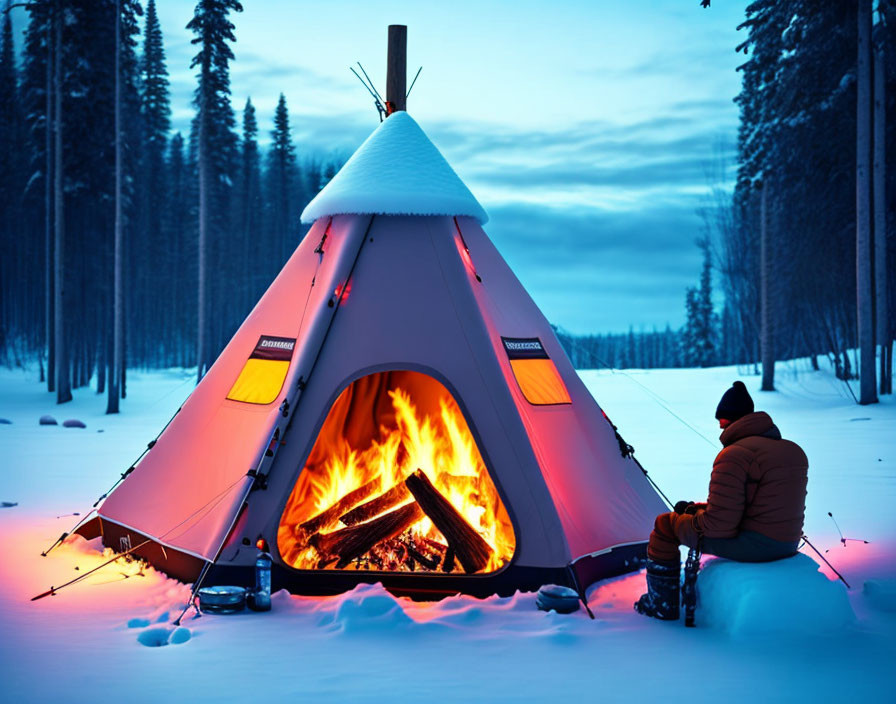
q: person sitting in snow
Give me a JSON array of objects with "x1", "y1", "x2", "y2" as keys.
[{"x1": 635, "y1": 381, "x2": 809, "y2": 620}]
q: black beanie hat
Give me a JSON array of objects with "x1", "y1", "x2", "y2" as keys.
[{"x1": 715, "y1": 381, "x2": 754, "y2": 421}]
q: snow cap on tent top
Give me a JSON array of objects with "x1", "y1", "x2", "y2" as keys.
[{"x1": 301, "y1": 112, "x2": 488, "y2": 225}]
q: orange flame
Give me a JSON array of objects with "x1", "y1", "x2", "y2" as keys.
[{"x1": 277, "y1": 371, "x2": 515, "y2": 573}]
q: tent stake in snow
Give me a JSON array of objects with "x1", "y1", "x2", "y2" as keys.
[
  {"x1": 31, "y1": 539, "x2": 152, "y2": 601},
  {"x1": 801, "y1": 535, "x2": 851, "y2": 589},
  {"x1": 172, "y1": 561, "x2": 212, "y2": 625},
  {"x1": 566, "y1": 565, "x2": 595, "y2": 619}
]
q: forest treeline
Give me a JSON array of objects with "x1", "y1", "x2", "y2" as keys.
[
  {"x1": 0, "y1": 0, "x2": 341, "y2": 408},
  {"x1": 0, "y1": 1, "x2": 894, "y2": 407},
  {"x1": 722, "y1": 0, "x2": 893, "y2": 402},
  {"x1": 558, "y1": 0, "x2": 894, "y2": 404}
]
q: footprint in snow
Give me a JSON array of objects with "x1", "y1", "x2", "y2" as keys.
[{"x1": 136, "y1": 626, "x2": 191, "y2": 647}]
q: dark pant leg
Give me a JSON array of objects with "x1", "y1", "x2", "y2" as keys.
[
  {"x1": 700, "y1": 530, "x2": 799, "y2": 563},
  {"x1": 647, "y1": 512, "x2": 682, "y2": 562}
]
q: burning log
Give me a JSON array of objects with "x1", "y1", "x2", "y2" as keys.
[
  {"x1": 422, "y1": 537, "x2": 449, "y2": 553},
  {"x1": 407, "y1": 543, "x2": 440, "y2": 570},
  {"x1": 405, "y1": 469, "x2": 491, "y2": 573},
  {"x1": 339, "y1": 481, "x2": 411, "y2": 526},
  {"x1": 309, "y1": 502, "x2": 424, "y2": 569},
  {"x1": 442, "y1": 547, "x2": 456, "y2": 573},
  {"x1": 299, "y1": 478, "x2": 380, "y2": 536}
]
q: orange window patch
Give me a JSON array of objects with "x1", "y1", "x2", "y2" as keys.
[
  {"x1": 502, "y1": 337, "x2": 571, "y2": 406},
  {"x1": 227, "y1": 335, "x2": 296, "y2": 405}
]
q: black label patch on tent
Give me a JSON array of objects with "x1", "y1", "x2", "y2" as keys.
[
  {"x1": 502, "y1": 337, "x2": 571, "y2": 405},
  {"x1": 252, "y1": 336, "x2": 297, "y2": 362},
  {"x1": 227, "y1": 336, "x2": 297, "y2": 405},
  {"x1": 501, "y1": 337, "x2": 548, "y2": 360}
]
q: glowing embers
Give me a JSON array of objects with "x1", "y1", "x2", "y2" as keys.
[{"x1": 277, "y1": 371, "x2": 515, "y2": 574}]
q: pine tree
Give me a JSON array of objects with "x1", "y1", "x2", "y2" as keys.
[
  {"x1": 189, "y1": 0, "x2": 242, "y2": 380},
  {"x1": 680, "y1": 288, "x2": 699, "y2": 367},
  {"x1": 123, "y1": 0, "x2": 169, "y2": 377},
  {"x1": 164, "y1": 131, "x2": 197, "y2": 367},
  {"x1": 723, "y1": 1, "x2": 861, "y2": 385},
  {"x1": 679, "y1": 240, "x2": 717, "y2": 368},
  {"x1": 238, "y1": 97, "x2": 261, "y2": 309},
  {"x1": 141, "y1": 1, "x2": 169, "y2": 150},
  {"x1": 0, "y1": 1, "x2": 21, "y2": 360},
  {"x1": 19, "y1": 1, "x2": 54, "y2": 385},
  {"x1": 267, "y1": 93, "x2": 297, "y2": 267},
  {"x1": 694, "y1": 238, "x2": 718, "y2": 367}
]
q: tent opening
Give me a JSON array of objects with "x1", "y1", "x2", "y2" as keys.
[{"x1": 277, "y1": 370, "x2": 515, "y2": 574}]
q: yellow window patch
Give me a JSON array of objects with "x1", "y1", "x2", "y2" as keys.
[
  {"x1": 509, "y1": 358, "x2": 571, "y2": 405},
  {"x1": 501, "y1": 336, "x2": 571, "y2": 406},
  {"x1": 227, "y1": 335, "x2": 296, "y2": 405},
  {"x1": 227, "y1": 358, "x2": 290, "y2": 404}
]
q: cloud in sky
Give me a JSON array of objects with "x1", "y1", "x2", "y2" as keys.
[{"x1": 485, "y1": 200, "x2": 707, "y2": 333}]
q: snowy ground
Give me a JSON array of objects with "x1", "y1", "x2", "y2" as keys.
[{"x1": 1, "y1": 361, "x2": 893, "y2": 703}]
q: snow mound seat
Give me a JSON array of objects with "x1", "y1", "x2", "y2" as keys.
[
  {"x1": 697, "y1": 553, "x2": 854, "y2": 637},
  {"x1": 863, "y1": 579, "x2": 896, "y2": 613}
]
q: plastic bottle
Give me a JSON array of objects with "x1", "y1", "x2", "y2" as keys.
[{"x1": 248, "y1": 545, "x2": 272, "y2": 612}]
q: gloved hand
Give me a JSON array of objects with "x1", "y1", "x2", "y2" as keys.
[
  {"x1": 674, "y1": 501, "x2": 705, "y2": 515},
  {"x1": 673, "y1": 500, "x2": 692, "y2": 515}
]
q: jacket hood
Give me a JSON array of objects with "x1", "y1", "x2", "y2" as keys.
[{"x1": 720, "y1": 411, "x2": 781, "y2": 446}]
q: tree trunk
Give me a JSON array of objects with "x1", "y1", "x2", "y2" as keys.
[
  {"x1": 97, "y1": 328, "x2": 106, "y2": 394},
  {"x1": 196, "y1": 54, "x2": 209, "y2": 383},
  {"x1": 107, "y1": 0, "x2": 122, "y2": 415},
  {"x1": 760, "y1": 181, "x2": 775, "y2": 391},
  {"x1": 44, "y1": 14, "x2": 54, "y2": 393},
  {"x1": 856, "y1": 0, "x2": 877, "y2": 405},
  {"x1": 53, "y1": 7, "x2": 71, "y2": 404},
  {"x1": 873, "y1": 30, "x2": 889, "y2": 395}
]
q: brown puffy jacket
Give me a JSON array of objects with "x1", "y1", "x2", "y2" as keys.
[{"x1": 694, "y1": 411, "x2": 808, "y2": 543}]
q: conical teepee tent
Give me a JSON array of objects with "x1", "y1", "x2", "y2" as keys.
[{"x1": 78, "y1": 111, "x2": 665, "y2": 598}]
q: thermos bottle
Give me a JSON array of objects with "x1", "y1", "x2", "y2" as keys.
[{"x1": 248, "y1": 540, "x2": 272, "y2": 612}]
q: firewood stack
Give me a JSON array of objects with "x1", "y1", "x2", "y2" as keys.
[{"x1": 295, "y1": 468, "x2": 494, "y2": 573}]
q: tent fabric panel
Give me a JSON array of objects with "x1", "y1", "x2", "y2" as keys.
[
  {"x1": 455, "y1": 217, "x2": 666, "y2": 559},
  {"x1": 237, "y1": 215, "x2": 572, "y2": 572},
  {"x1": 99, "y1": 216, "x2": 371, "y2": 560}
]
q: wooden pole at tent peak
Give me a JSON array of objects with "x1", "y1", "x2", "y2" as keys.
[{"x1": 386, "y1": 25, "x2": 407, "y2": 114}]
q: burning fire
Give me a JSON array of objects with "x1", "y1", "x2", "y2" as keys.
[{"x1": 277, "y1": 371, "x2": 515, "y2": 574}]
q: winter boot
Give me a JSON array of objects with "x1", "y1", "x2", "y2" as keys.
[{"x1": 634, "y1": 558, "x2": 681, "y2": 620}]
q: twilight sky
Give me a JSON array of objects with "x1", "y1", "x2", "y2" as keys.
[{"x1": 17, "y1": 0, "x2": 749, "y2": 334}]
